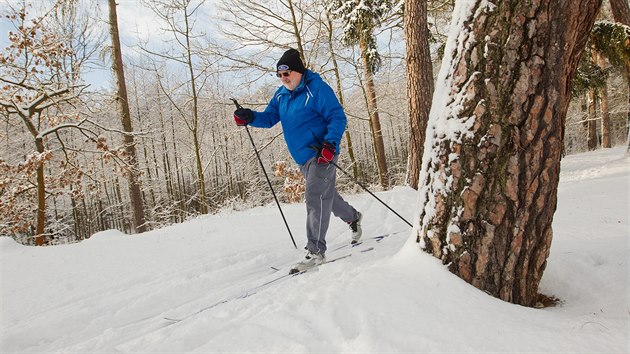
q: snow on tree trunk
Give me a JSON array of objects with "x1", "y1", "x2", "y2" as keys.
[{"x1": 416, "y1": 0, "x2": 601, "y2": 306}]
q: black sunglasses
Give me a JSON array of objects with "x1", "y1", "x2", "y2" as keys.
[{"x1": 276, "y1": 70, "x2": 292, "y2": 78}]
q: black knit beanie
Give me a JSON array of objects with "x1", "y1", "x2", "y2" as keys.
[{"x1": 277, "y1": 48, "x2": 306, "y2": 74}]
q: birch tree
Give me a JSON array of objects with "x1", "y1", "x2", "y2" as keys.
[{"x1": 416, "y1": 0, "x2": 601, "y2": 306}]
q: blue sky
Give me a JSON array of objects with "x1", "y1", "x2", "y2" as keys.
[{"x1": 1, "y1": 0, "x2": 219, "y2": 91}]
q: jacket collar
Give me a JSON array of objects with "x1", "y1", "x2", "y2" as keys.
[{"x1": 278, "y1": 70, "x2": 313, "y2": 95}]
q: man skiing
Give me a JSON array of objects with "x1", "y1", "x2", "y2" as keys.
[{"x1": 233, "y1": 48, "x2": 362, "y2": 272}]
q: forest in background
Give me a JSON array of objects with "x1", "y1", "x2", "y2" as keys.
[{"x1": 1, "y1": 0, "x2": 628, "y2": 246}]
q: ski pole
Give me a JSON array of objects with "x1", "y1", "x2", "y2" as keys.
[
  {"x1": 230, "y1": 98, "x2": 297, "y2": 249},
  {"x1": 329, "y1": 159, "x2": 413, "y2": 228}
]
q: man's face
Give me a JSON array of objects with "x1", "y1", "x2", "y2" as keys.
[{"x1": 277, "y1": 70, "x2": 302, "y2": 91}]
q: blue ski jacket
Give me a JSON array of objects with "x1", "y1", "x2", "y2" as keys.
[{"x1": 250, "y1": 70, "x2": 347, "y2": 165}]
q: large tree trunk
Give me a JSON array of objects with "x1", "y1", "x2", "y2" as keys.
[
  {"x1": 404, "y1": 0, "x2": 434, "y2": 190},
  {"x1": 360, "y1": 37, "x2": 389, "y2": 189},
  {"x1": 416, "y1": 0, "x2": 601, "y2": 306},
  {"x1": 108, "y1": 0, "x2": 147, "y2": 233},
  {"x1": 610, "y1": 0, "x2": 630, "y2": 24}
]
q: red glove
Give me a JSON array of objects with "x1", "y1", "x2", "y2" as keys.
[
  {"x1": 234, "y1": 108, "x2": 254, "y2": 126},
  {"x1": 317, "y1": 142, "x2": 336, "y2": 164}
]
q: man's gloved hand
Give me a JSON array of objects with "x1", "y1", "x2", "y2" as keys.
[
  {"x1": 234, "y1": 108, "x2": 254, "y2": 126},
  {"x1": 317, "y1": 142, "x2": 336, "y2": 164}
]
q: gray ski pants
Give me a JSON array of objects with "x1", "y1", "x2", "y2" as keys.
[{"x1": 299, "y1": 156, "x2": 358, "y2": 255}]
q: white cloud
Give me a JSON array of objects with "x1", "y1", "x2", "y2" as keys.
[{"x1": 115, "y1": 0, "x2": 165, "y2": 46}]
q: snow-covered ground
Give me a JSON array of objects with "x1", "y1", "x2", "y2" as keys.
[{"x1": 1, "y1": 147, "x2": 628, "y2": 353}]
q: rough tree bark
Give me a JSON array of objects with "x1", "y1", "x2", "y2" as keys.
[
  {"x1": 610, "y1": 0, "x2": 630, "y2": 24},
  {"x1": 405, "y1": 0, "x2": 434, "y2": 189},
  {"x1": 416, "y1": 0, "x2": 602, "y2": 306},
  {"x1": 108, "y1": 0, "x2": 147, "y2": 233}
]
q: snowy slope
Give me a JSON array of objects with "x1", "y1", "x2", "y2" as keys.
[{"x1": 1, "y1": 147, "x2": 628, "y2": 353}]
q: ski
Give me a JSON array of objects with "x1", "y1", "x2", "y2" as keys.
[
  {"x1": 164, "y1": 247, "x2": 375, "y2": 323},
  {"x1": 163, "y1": 230, "x2": 406, "y2": 323},
  {"x1": 288, "y1": 247, "x2": 374, "y2": 275},
  {"x1": 163, "y1": 272, "x2": 289, "y2": 323},
  {"x1": 270, "y1": 232, "x2": 395, "y2": 273}
]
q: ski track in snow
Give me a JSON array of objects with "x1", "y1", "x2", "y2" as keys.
[{"x1": 1, "y1": 147, "x2": 628, "y2": 352}]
